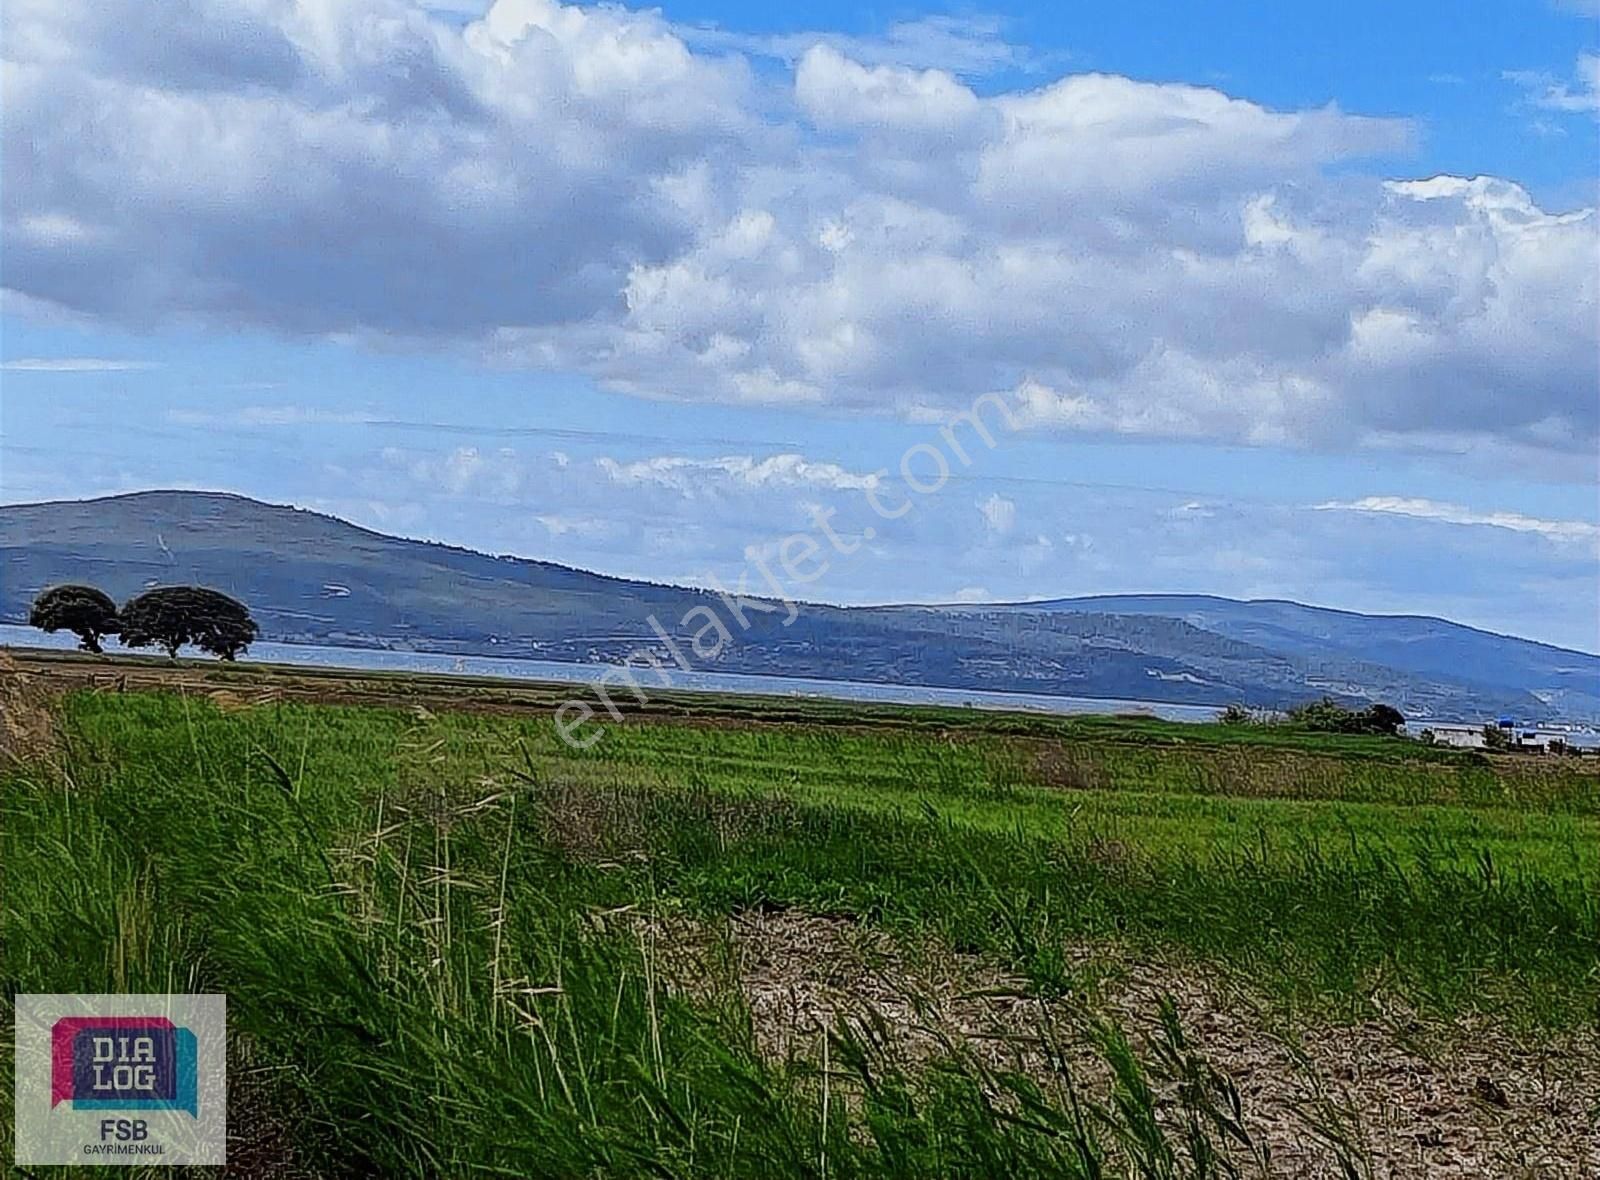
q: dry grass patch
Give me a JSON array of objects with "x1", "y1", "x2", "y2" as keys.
[
  {"x1": 0, "y1": 651, "x2": 60, "y2": 767},
  {"x1": 641, "y1": 908, "x2": 1599, "y2": 1179}
]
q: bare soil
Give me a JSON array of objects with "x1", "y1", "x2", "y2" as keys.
[{"x1": 639, "y1": 909, "x2": 1600, "y2": 1179}]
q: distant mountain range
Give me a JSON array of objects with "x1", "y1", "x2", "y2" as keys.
[{"x1": 3, "y1": 491, "x2": 1597, "y2": 723}]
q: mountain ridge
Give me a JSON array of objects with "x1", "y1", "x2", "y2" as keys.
[
  {"x1": 4, "y1": 490, "x2": 1596, "y2": 722},
  {"x1": 937, "y1": 591, "x2": 1592, "y2": 656},
  {"x1": 12, "y1": 492, "x2": 1587, "y2": 650}
]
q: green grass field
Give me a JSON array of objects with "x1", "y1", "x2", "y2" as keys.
[{"x1": 3, "y1": 684, "x2": 1597, "y2": 1176}]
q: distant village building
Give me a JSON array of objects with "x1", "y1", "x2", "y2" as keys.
[
  {"x1": 1412, "y1": 721, "x2": 1599, "y2": 754},
  {"x1": 1420, "y1": 723, "x2": 1486, "y2": 750},
  {"x1": 1506, "y1": 728, "x2": 1578, "y2": 754}
]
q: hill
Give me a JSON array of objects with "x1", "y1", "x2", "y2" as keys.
[{"x1": 3, "y1": 491, "x2": 1595, "y2": 721}]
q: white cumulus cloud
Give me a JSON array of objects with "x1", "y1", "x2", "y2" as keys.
[
  {"x1": 596, "y1": 453, "x2": 879, "y2": 495},
  {"x1": 2, "y1": 0, "x2": 1594, "y2": 466},
  {"x1": 1316, "y1": 496, "x2": 1600, "y2": 545},
  {"x1": 977, "y1": 492, "x2": 1017, "y2": 536},
  {"x1": 2, "y1": 357, "x2": 157, "y2": 371},
  {"x1": 1506, "y1": 52, "x2": 1600, "y2": 116}
]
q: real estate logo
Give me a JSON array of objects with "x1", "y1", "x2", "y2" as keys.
[
  {"x1": 14, "y1": 995, "x2": 226, "y2": 1166},
  {"x1": 52, "y1": 1016, "x2": 199, "y2": 1115}
]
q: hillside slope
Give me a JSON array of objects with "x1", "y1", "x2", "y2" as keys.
[
  {"x1": 993, "y1": 594, "x2": 1600, "y2": 721},
  {"x1": 3, "y1": 491, "x2": 1593, "y2": 721}
]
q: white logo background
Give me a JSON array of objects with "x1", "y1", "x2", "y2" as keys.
[{"x1": 13, "y1": 994, "x2": 227, "y2": 1167}]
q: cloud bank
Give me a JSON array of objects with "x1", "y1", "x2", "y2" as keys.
[{"x1": 4, "y1": 0, "x2": 1596, "y2": 462}]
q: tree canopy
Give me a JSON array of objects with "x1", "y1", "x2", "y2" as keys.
[
  {"x1": 119, "y1": 587, "x2": 259, "y2": 661},
  {"x1": 1288, "y1": 697, "x2": 1406, "y2": 735},
  {"x1": 28, "y1": 584, "x2": 121, "y2": 653}
]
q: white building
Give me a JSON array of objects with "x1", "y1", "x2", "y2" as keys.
[
  {"x1": 1413, "y1": 722, "x2": 1598, "y2": 754},
  {"x1": 1418, "y1": 723, "x2": 1486, "y2": 750}
]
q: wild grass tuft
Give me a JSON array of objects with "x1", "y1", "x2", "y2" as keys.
[{"x1": 3, "y1": 690, "x2": 1595, "y2": 1173}]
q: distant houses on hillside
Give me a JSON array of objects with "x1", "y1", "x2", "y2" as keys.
[{"x1": 1415, "y1": 720, "x2": 1600, "y2": 754}]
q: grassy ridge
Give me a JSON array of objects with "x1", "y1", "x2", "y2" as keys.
[
  {"x1": 29, "y1": 691, "x2": 1600, "y2": 1015},
  {"x1": 8, "y1": 644, "x2": 1578, "y2": 757},
  {"x1": 3, "y1": 690, "x2": 1597, "y2": 1174},
  {"x1": 545, "y1": 717, "x2": 1600, "y2": 875}
]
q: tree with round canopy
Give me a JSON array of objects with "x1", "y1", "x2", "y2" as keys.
[
  {"x1": 119, "y1": 586, "x2": 259, "y2": 661},
  {"x1": 29, "y1": 584, "x2": 121, "y2": 653}
]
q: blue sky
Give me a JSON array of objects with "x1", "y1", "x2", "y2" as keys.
[
  {"x1": 3, "y1": 0, "x2": 1598, "y2": 650},
  {"x1": 676, "y1": 0, "x2": 1598, "y2": 204}
]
